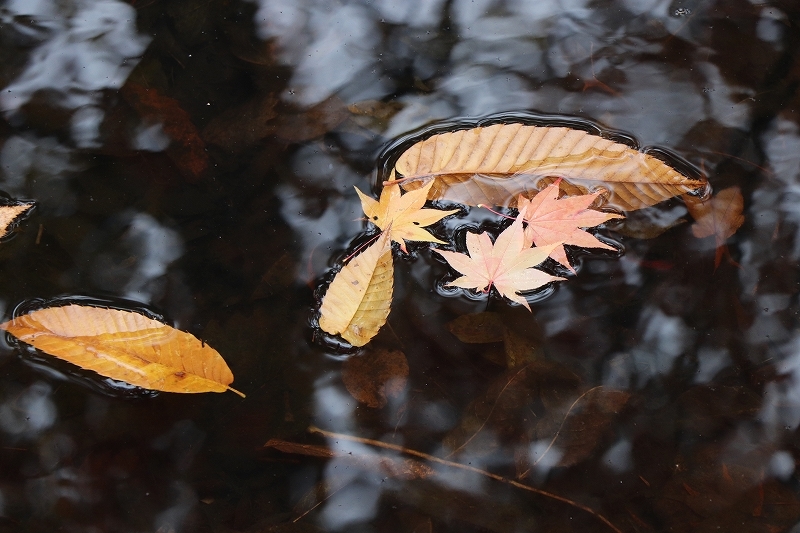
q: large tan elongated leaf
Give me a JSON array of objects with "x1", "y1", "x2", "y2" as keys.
[
  {"x1": 0, "y1": 305, "x2": 242, "y2": 396},
  {"x1": 319, "y1": 232, "x2": 393, "y2": 346},
  {"x1": 392, "y1": 123, "x2": 706, "y2": 210}
]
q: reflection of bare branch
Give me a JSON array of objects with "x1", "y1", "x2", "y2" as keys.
[
  {"x1": 308, "y1": 426, "x2": 623, "y2": 533},
  {"x1": 445, "y1": 364, "x2": 530, "y2": 458}
]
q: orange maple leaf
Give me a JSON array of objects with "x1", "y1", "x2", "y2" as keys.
[
  {"x1": 433, "y1": 215, "x2": 565, "y2": 311},
  {"x1": 516, "y1": 179, "x2": 624, "y2": 272},
  {"x1": 356, "y1": 180, "x2": 458, "y2": 253}
]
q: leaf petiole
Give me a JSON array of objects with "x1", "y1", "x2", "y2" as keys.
[{"x1": 476, "y1": 204, "x2": 516, "y2": 221}]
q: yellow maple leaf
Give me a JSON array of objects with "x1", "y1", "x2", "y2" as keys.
[{"x1": 355, "y1": 180, "x2": 458, "y2": 253}]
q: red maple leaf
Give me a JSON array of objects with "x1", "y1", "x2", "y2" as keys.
[{"x1": 516, "y1": 179, "x2": 624, "y2": 272}]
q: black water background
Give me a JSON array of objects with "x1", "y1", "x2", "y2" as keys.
[{"x1": 0, "y1": 0, "x2": 799, "y2": 531}]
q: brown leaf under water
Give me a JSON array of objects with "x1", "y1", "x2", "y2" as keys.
[
  {"x1": 272, "y1": 97, "x2": 349, "y2": 143},
  {"x1": 0, "y1": 305, "x2": 242, "y2": 396},
  {"x1": 202, "y1": 93, "x2": 279, "y2": 152},
  {"x1": 392, "y1": 123, "x2": 706, "y2": 210},
  {"x1": 655, "y1": 445, "x2": 800, "y2": 533},
  {"x1": 531, "y1": 387, "x2": 630, "y2": 468},
  {"x1": 121, "y1": 83, "x2": 209, "y2": 181},
  {"x1": 684, "y1": 186, "x2": 745, "y2": 267},
  {"x1": 447, "y1": 312, "x2": 505, "y2": 344},
  {"x1": 342, "y1": 348, "x2": 409, "y2": 408},
  {"x1": 0, "y1": 202, "x2": 33, "y2": 238},
  {"x1": 443, "y1": 360, "x2": 582, "y2": 457},
  {"x1": 318, "y1": 232, "x2": 393, "y2": 347}
]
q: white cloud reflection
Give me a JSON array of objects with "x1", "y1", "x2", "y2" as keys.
[{"x1": 0, "y1": 0, "x2": 149, "y2": 146}]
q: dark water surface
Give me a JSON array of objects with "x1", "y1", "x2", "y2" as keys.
[{"x1": 0, "y1": 0, "x2": 799, "y2": 531}]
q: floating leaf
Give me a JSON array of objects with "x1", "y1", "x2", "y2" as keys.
[
  {"x1": 0, "y1": 203, "x2": 34, "y2": 238},
  {"x1": 342, "y1": 348, "x2": 409, "y2": 408},
  {"x1": 392, "y1": 123, "x2": 706, "y2": 210},
  {"x1": 434, "y1": 215, "x2": 565, "y2": 311},
  {"x1": 318, "y1": 232, "x2": 393, "y2": 347},
  {"x1": 356, "y1": 180, "x2": 458, "y2": 253},
  {"x1": 0, "y1": 305, "x2": 242, "y2": 396},
  {"x1": 517, "y1": 178, "x2": 624, "y2": 271}
]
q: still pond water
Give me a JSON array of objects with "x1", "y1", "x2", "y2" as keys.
[{"x1": 0, "y1": 0, "x2": 799, "y2": 531}]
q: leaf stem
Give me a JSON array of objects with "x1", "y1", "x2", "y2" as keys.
[
  {"x1": 476, "y1": 204, "x2": 516, "y2": 221},
  {"x1": 227, "y1": 386, "x2": 246, "y2": 398},
  {"x1": 381, "y1": 175, "x2": 433, "y2": 187},
  {"x1": 342, "y1": 232, "x2": 383, "y2": 263}
]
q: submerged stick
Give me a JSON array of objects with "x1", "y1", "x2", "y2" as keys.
[{"x1": 308, "y1": 425, "x2": 623, "y2": 533}]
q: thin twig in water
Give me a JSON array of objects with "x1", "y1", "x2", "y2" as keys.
[
  {"x1": 309, "y1": 425, "x2": 623, "y2": 533},
  {"x1": 530, "y1": 386, "x2": 602, "y2": 469},
  {"x1": 293, "y1": 483, "x2": 345, "y2": 523},
  {"x1": 445, "y1": 364, "x2": 530, "y2": 458}
]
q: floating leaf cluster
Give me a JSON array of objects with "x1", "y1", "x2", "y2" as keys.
[{"x1": 318, "y1": 123, "x2": 742, "y2": 348}]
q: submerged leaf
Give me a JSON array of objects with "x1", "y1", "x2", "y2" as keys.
[
  {"x1": 342, "y1": 348, "x2": 409, "y2": 408},
  {"x1": 532, "y1": 387, "x2": 630, "y2": 468},
  {"x1": 447, "y1": 312, "x2": 505, "y2": 344},
  {"x1": 517, "y1": 179, "x2": 624, "y2": 271},
  {"x1": 685, "y1": 186, "x2": 745, "y2": 242},
  {"x1": 319, "y1": 232, "x2": 393, "y2": 346},
  {"x1": 684, "y1": 186, "x2": 745, "y2": 267},
  {"x1": 434, "y1": 215, "x2": 565, "y2": 311},
  {"x1": 121, "y1": 83, "x2": 208, "y2": 181},
  {"x1": 393, "y1": 123, "x2": 706, "y2": 210},
  {"x1": 0, "y1": 305, "x2": 241, "y2": 395}
]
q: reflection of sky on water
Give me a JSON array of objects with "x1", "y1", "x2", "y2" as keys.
[
  {"x1": 0, "y1": 135, "x2": 80, "y2": 215},
  {"x1": 1, "y1": 0, "x2": 149, "y2": 147}
]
